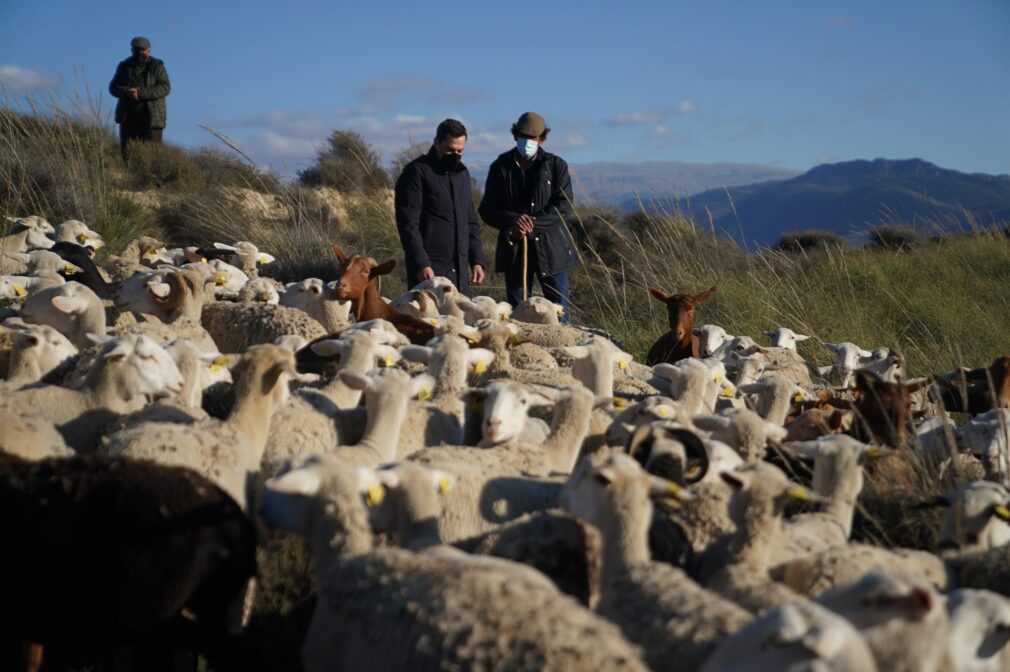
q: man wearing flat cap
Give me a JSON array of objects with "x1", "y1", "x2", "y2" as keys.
[
  {"x1": 109, "y1": 36, "x2": 170, "y2": 161},
  {"x1": 479, "y1": 112, "x2": 578, "y2": 321}
]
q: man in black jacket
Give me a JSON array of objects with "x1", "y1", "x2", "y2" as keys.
[
  {"x1": 479, "y1": 112, "x2": 578, "y2": 322},
  {"x1": 109, "y1": 36, "x2": 170, "y2": 161},
  {"x1": 395, "y1": 119, "x2": 486, "y2": 294}
]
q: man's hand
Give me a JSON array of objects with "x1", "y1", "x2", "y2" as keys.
[
  {"x1": 128, "y1": 87, "x2": 140, "y2": 102},
  {"x1": 417, "y1": 266, "x2": 435, "y2": 282},
  {"x1": 471, "y1": 264, "x2": 485, "y2": 285},
  {"x1": 516, "y1": 214, "x2": 535, "y2": 235}
]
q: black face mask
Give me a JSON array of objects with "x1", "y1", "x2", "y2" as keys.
[{"x1": 440, "y1": 154, "x2": 461, "y2": 171}]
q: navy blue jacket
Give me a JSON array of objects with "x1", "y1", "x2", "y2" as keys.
[
  {"x1": 395, "y1": 148, "x2": 486, "y2": 294},
  {"x1": 478, "y1": 148, "x2": 579, "y2": 277}
]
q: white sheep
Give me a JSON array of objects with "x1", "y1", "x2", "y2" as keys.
[
  {"x1": 824, "y1": 342, "x2": 905, "y2": 387},
  {"x1": 562, "y1": 335, "x2": 634, "y2": 397},
  {"x1": 945, "y1": 588, "x2": 1010, "y2": 672},
  {"x1": 1, "y1": 333, "x2": 183, "y2": 452},
  {"x1": 279, "y1": 278, "x2": 352, "y2": 331},
  {"x1": 763, "y1": 326, "x2": 810, "y2": 351},
  {"x1": 0, "y1": 407, "x2": 73, "y2": 460},
  {"x1": 699, "y1": 600, "x2": 879, "y2": 672},
  {"x1": 211, "y1": 240, "x2": 275, "y2": 277},
  {"x1": 0, "y1": 270, "x2": 67, "y2": 297},
  {"x1": 512, "y1": 296, "x2": 565, "y2": 325},
  {"x1": 932, "y1": 481, "x2": 1010, "y2": 551},
  {"x1": 237, "y1": 277, "x2": 281, "y2": 305},
  {"x1": 465, "y1": 380, "x2": 553, "y2": 446},
  {"x1": 692, "y1": 407, "x2": 788, "y2": 463},
  {"x1": 258, "y1": 453, "x2": 650, "y2": 672},
  {"x1": 560, "y1": 448, "x2": 751, "y2": 672},
  {"x1": 3, "y1": 324, "x2": 77, "y2": 385},
  {"x1": 101, "y1": 236, "x2": 174, "y2": 281},
  {"x1": 19, "y1": 281, "x2": 107, "y2": 349},
  {"x1": 54, "y1": 220, "x2": 105, "y2": 250},
  {"x1": 815, "y1": 569, "x2": 955, "y2": 672},
  {"x1": 958, "y1": 408, "x2": 1010, "y2": 485},
  {"x1": 100, "y1": 343, "x2": 296, "y2": 512},
  {"x1": 693, "y1": 324, "x2": 731, "y2": 357},
  {"x1": 736, "y1": 374, "x2": 810, "y2": 425}
]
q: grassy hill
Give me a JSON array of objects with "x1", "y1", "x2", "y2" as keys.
[{"x1": 3, "y1": 100, "x2": 1009, "y2": 376}]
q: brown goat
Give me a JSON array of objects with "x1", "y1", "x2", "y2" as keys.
[
  {"x1": 330, "y1": 244, "x2": 434, "y2": 345},
  {"x1": 851, "y1": 370, "x2": 929, "y2": 447},
  {"x1": 644, "y1": 285, "x2": 716, "y2": 365},
  {"x1": 936, "y1": 355, "x2": 1010, "y2": 415}
]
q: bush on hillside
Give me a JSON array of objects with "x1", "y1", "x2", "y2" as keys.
[
  {"x1": 389, "y1": 140, "x2": 430, "y2": 182},
  {"x1": 866, "y1": 224, "x2": 920, "y2": 251},
  {"x1": 775, "y1": 229, "x2": 847, "y2": 252},
  {"x1": 298, "y1": 130, "x2": 390, "y2": 194}
]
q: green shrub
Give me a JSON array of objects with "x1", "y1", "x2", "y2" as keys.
[
  {"x1": 389, "y1": 140, "x2": 430, "y2": 182},
  {"x1": 775, "y1": 229, "x2": 847, "y2": 252},
  {"x1": 298, "y1": 130, "x2": 390, "y2": 194},
  {"x1": 866, "y1": 224, "x2": 921, "y2": 251},
  {"x1": 125, "y1": 140, "x2": 204, "y2": 191}
]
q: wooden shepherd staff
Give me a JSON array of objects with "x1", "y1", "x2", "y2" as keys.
[{"x1": 521, "y1": 235, "x2": 528, "y2": 301}]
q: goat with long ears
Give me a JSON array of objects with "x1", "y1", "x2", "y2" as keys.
[
  {"x1": 330, "y1": 243, "x2": 435, "y2": 345},
  {"x1": 644, "y1": 285, "x2": 716, "y2": 365}
]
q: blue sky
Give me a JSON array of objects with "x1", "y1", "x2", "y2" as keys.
[{"x1": 2, "y1": 0, "x2": 1008, "y2": 178}]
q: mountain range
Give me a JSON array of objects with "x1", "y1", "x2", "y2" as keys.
[{"x1": 675, "y1": 158, "x2": 1010, "y2": 247}]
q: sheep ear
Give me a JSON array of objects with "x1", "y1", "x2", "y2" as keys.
[
  {"x1": 147, "y1": 281, "x2": 171, "y2": 299},
  {"x1": 4, "y1": 252, "x2": 30, "y2": 264},
  {"x1": 338, "y1": 370, "x2": 371, "y2": 391},
  {"x1": 467, "y1": 348, "x2": 495, "y2": 372},
  {"x1": 213, "y1": 242, "x2": 238, "y2": 252},
  {"x1": 785, "y1": 484, "x2": 829, "y2": 504},
  {"x1": 593, "y1": 395, "x2": 612, "y2": 410},
  {"x1": 823, "y1": 343, "x2": 839, "y2": 353},
  {"x1": 648, "y1": 287, "x2": 669, "y2": 302},
  {"x1": 400, "y1": 345, "x2": 433, "y2": 364},
  {"x1": 794, "y1": 334, "x2": 810, "y2": 342},
  {"x1": 427, "y1": 469, "x2": 455, "y2": 494},
  {"x1": 692, "y1": 415, "x2": 732, "y2": 431},
  {"x1": 651, "y1": 363, "x2": 681, "y2": 380},
  {"x1": 858, "y1": 349, "x2": 874, "y2": 358},
  {"x1": 736, "y1": 382, "x2": 765, "y2": 394},
  {"x1": 257, "y1": 253, "x2": 276, "y2": 265},
  {"x1": 693, "y1": 286, "x2": 716, "y2": 303},
  {"x1": 410, "y1": 373, "x2": 436, "y2": 398},
  {"x1": 564, "y1": 346, "x2": 590, "y2": 359},
  {"x1": 459, "y1": 388, "x2": 488, "y2": 403},
  {"x1": 593, "y1": 467, "x2": 618, "y2": 486},
  {"x1": 266, "y1": 467, "x2": 322, "y2": 496},
  {"x1": 720, "y1": 471, "x2": 747, "y2": 489},
  {"x1": 310, "y1": 339, "x2": 345, "y2": 358},
  {"x1": 86, "y1": 332, "x2": 114, "y2": 346},
  {"x1": 370, "y1": 259, "x2": 396, "y2": 278},
  {"x1": 790, "y1": 441, "x2": 826, "y2": 459},
  {"x1": 331, "y1": 244, "x2": 348, "y2": 264},
  {"x1": 51, "y1": 295, "x2": 88, "y2": 314}
]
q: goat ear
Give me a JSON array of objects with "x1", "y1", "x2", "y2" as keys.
[
  {"x1": 370, "y1": 259, "x2": 396, "y2": 278},
  {"x1": 651, "y1": 363, "x2": 681, "y2": 381},
  {"x1": 648, "y1": 287, "x2": 669, "y2": 302},
  {"x1": 331, "y1": 244, "x2": 348, "y2": 264},
  {"x1": 720, "y1": 471, "x2": 746, "y2": 489},
  {"x1": 693, "y1": 286, "x2": 716, "y2": 303},
  {"x1": 213, "y1": 242, "x2": 238, "y2": 252}
]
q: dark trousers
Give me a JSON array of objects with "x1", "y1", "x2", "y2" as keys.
[
  {"x1": 504, "y1": 239, "x2": 571, "y2": 323},
  {"x1": 120, "y1": 123, "x2": 163, "y2": 161}
]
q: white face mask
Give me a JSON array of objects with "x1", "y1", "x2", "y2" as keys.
[{"x1": 516, "y1": 138, "x2": 539, "y2": 159}]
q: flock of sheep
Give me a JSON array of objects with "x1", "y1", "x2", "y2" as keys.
[{"x1": 2, "y1": 212, "x2": 1010, "y2": 671}]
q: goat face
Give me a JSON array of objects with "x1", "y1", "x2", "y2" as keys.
[
  {"x1": 331, "y1": 244, "x2": 395, "y2": 302},
  {"x1": 648, "y1": 285, "x2": 716, "y2": 343}
]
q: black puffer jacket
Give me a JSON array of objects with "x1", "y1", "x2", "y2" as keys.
[{"x1": 479, "y1": 149, "x2": 579, "y2": 276}]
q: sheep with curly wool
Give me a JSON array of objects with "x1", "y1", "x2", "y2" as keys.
[
  {"x1": 0, "y1": 333, "x2": 183, "y2": 452},
  {"x1": 100, "y1": 344, "x2": 296, "y2": 512},
  {"x1": 258, "y1": 453, "x2": 649, "y2": 672},
  {"x1": 815, "y1": 569, "x2": 955, "y2": 672},
  {"x1": 561, "y1": 448, "x2": 751, "y2": 672},
  {"x1": 0, "y1": 408, "x2": 72, "y2": 460},
  {"x1": 699, "y1": 599, "x2": 878, "y2": 672}
]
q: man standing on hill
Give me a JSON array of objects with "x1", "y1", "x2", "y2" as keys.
[
  {"x1": 109, "y1": 36, "x2": 170, "y2": 161},
  {"x1": 479, "y1": 112, "x2": 578, "y2": 322},
  {"x1": 395, "y1": 118, "x2": 486, "y2": 294}
]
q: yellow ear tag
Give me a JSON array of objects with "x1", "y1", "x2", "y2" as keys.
[
  {"x1": 786, "y1": 486, "x2": 809, "y2": 502},
  {"x1": 427, "y1": 318, "x2": 440, "y2": 326},
  {"x1": 365, "y1": 483, "x2": 386, "y2": 507},
  {"x1": 77, "y1": 233, "x2": 88, "y2": 242},
  {"x1": 995, "y1": 505, "x2": 1010, "y2": 521},
  {"x1": 201, "y1": 257, "x2": 208, "y2": 263},
  {"x1": 557, "y1": 308, "x2": 565, "y2": 317},
  {"x1": 721, "y1": 385, "x2": 735, "y2": 398},
  {"x1": 438, "y1": 477, "x2": 451, "y2": 494},
  {"x1": 865, "y1": 446, "x2": 882, "y2": 459},
  {"x1": 12, "y1": 283, "x2": 27, "y2": 298},
  {"x1": 417, "y1": 386, "x2": 432, "y2": 401},
  {"x1": 145, "y1": 247, "x2": 157, "y2": 257},
  {"x1": 666, "y1": 481, "x2": 683, "y2": 495},
  {"x1": 613, "y1": 397, "x2": 628, "y2": 410},
  {"x1": 714, "y1": 373, "x2": 722, "y2": 383},
  {"x1": 656, "y1": 406, "x2": 670, "y2": 418},
  {"x1": 499, "y1": 311, "x2": 510, "y2": 320},
  {"x1": 209, "y1": 355, "x2": 228, "y2": 373},
  {"x1": 618, "y1": 359, "x2": 629, "y2": 370},
  {"x1": 472, "y1": 360, "x2": 488, "y2": 374},
  {"x1": 258, "y1": 254, "x2": 269, "y2": 264},
  {"x1": 509, "y1": 334, "x2": 521, "y2": 346},
  {"x1": 384, "y1": 355, "x2": 395, "y2": 367},
  {"x1": 64, "y1": 263, "x2": 77, "y2": 274},
  {"x1": 793, "y1": 392, "x2": 806, "y2": 403}
]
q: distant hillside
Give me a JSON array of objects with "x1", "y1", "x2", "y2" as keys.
[
  {"x1": 678, "y1": 158, "x2": 1010, "y2": 247},
  {"x1": 467, "y1": 160, "x2": 799, "y2": 203}
]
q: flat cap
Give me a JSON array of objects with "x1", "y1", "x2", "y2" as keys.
[{"x1": 131, "y1": 36, "x2": 151, "y2": 49}]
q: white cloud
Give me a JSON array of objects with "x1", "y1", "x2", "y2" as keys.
[
  {"x1": 603, "y1": 101, "x2": 697, "y2": 126},
  {"x1": 357, "y1": 75, "x2": 484, "y2": 114},
  {"x1": 0, "y1": 65, "x2": 58, "y2": 93}
]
